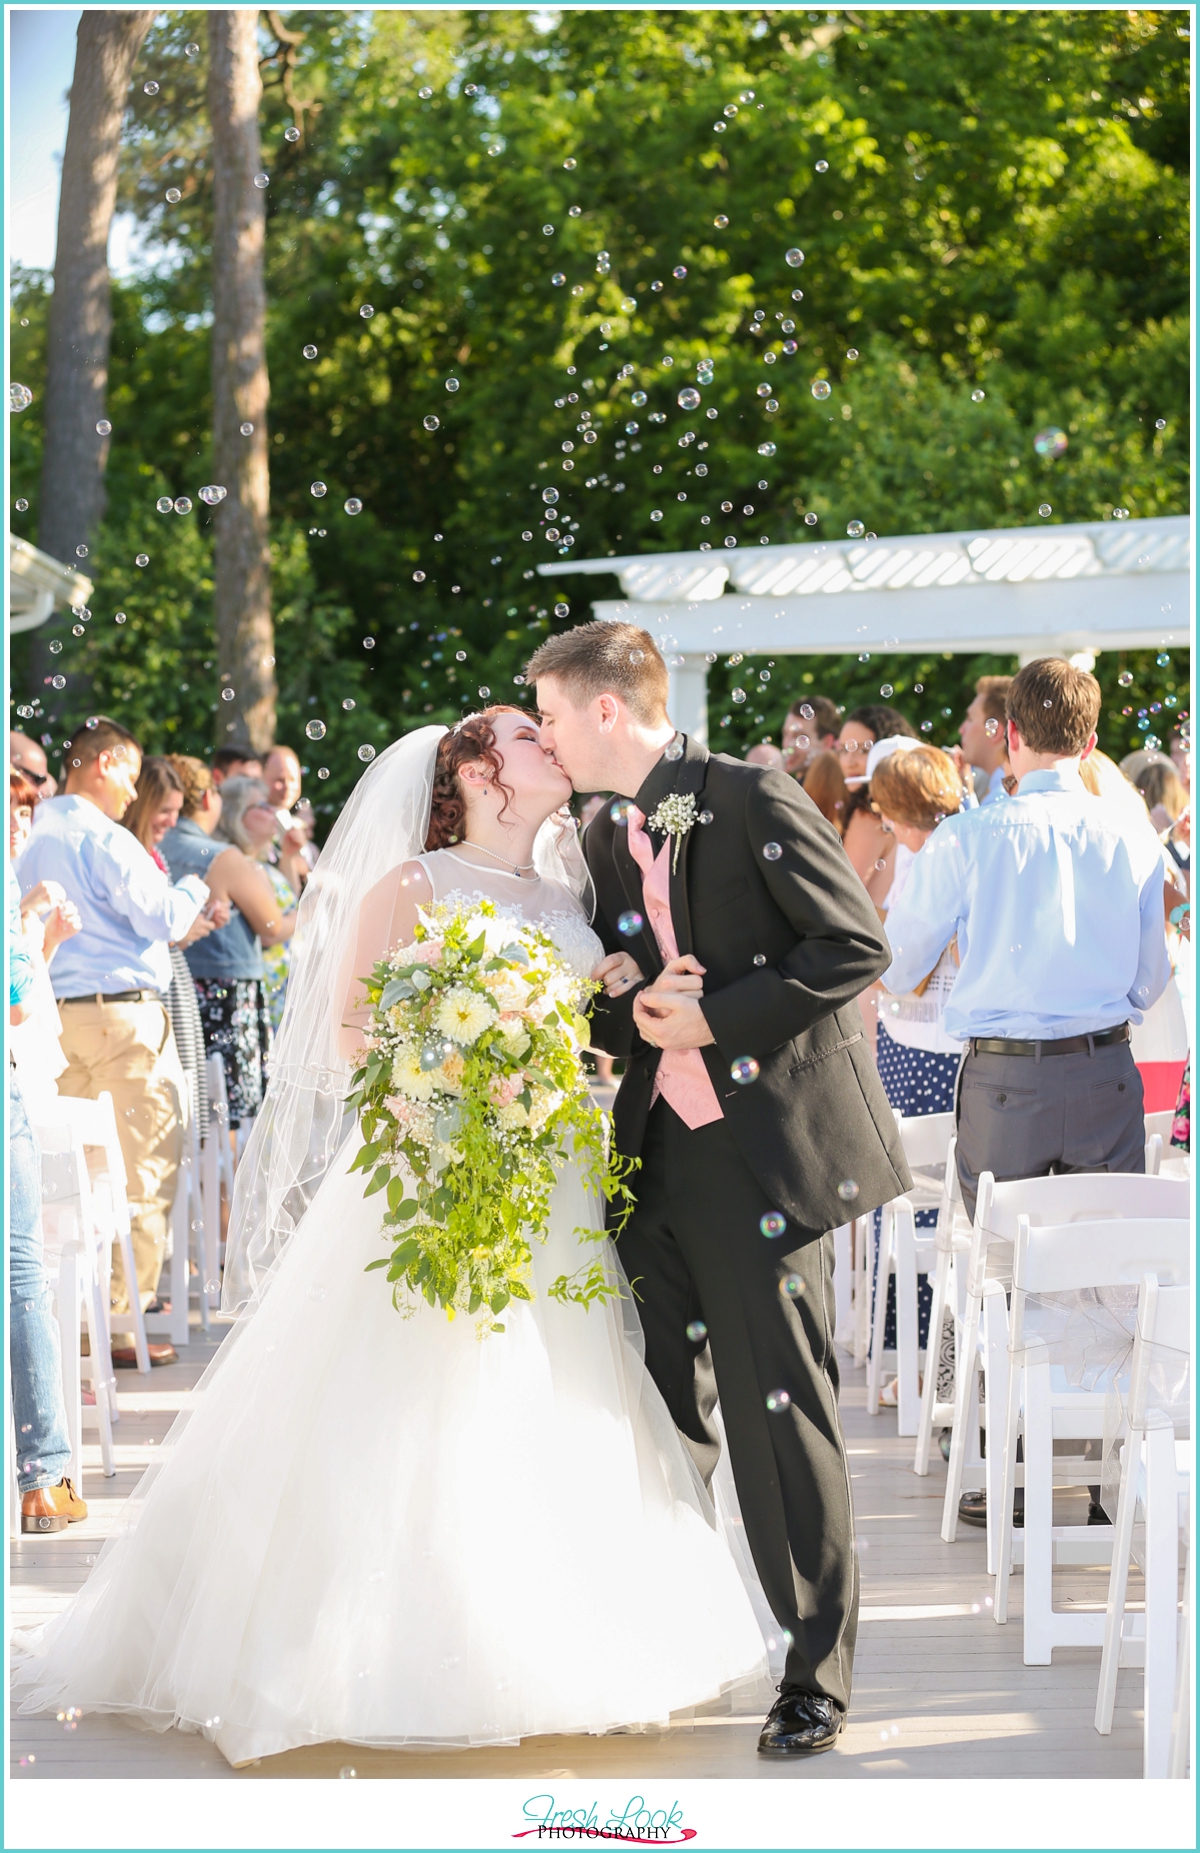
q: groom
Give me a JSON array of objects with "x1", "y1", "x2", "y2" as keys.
[{"x1": 530, "y1": 620, "x2": 910, "y2": 1756}]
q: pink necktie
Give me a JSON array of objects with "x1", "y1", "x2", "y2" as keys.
[{"x1": 625, "y1": 807, "x2": 723, "y2": 1130}]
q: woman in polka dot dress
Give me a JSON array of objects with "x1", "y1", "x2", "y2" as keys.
[{"x1": 866, "y1": 743, "x2": 969, "y2": 1402}]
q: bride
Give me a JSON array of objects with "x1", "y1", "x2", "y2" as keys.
[{"x1": 13, "y1": 711, "x2": 770, "y2": 1767}]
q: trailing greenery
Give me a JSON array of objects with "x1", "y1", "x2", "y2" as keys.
[{"x1": 10, "y1": 7, "x2": 1189, "y2": 799}]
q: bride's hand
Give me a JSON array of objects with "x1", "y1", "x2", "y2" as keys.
[{"x1": 592, "y1": 951, "x2": 645, "y2": 997}]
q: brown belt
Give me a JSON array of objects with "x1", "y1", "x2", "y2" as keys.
[
  {"x1": 969, "y1": 1023, "x2": 1131, "y2": 1059},
  {"x1": 58, "y1": 989, "x2": 166, "y2": 1007}
]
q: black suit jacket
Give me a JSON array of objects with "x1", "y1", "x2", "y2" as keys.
[{"x1": 584, "y1": 734, "x2": 912, "y2": 1239}]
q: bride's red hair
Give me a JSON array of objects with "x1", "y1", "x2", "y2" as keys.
[{"x1": 424, "y1": 707, "x2": 524, "y2": 851}]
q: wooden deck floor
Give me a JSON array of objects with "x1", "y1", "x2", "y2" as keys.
[{"x1": 10, "y1": 1324, "x2": 1146, "y2": 1781}]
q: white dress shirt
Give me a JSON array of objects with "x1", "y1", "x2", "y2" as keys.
[
  {"x1": 17, "y1": 795, "x2": 208, "y2": 998},
  {"x1": 881, "y1": 767, "x2": 1170, "y2": 1042}
]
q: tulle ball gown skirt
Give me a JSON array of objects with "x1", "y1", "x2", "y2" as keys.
[{"x1": 12, "y1": 1146, "x2": 767, "y2": 1766}]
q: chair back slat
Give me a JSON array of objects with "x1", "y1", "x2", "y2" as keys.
[
  {"x1": 896, "y1": 1109, "x2": 957, "y2": 1172},
  {"x1": 1014, "y1": 1217, "x2": 1191, "y2": 1296},
  {"x1": 986, "y1": 1172, "x2": 1188, "y2": 1240}
]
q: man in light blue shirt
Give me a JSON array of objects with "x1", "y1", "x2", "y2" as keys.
[
  {"x1": 17, "y1": 718, "x2": 209, "y2": 1354},
  {"x1": 883, "y1": 658, "x2": 1168, "y2": 1218}
]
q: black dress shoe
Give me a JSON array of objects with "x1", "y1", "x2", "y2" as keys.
[
  {"x1": 1087, "y1": 1499, "x2": 1113, "y2": 1526},
  {"x1": 757, "y1": 1689, "x2": 844, "y2": 1756},
  {"x1": 958, "y1": 1489, "x2": 1024, "y2": 1529}
]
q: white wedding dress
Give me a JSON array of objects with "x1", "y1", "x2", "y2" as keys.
[{"x1": 12, "y1": 853, "x2": 770, "y2": 1766}]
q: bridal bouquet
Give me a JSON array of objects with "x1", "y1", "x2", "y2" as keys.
[{"x1": 346, "y1": 898, "x2": 634, "y2": 1333}]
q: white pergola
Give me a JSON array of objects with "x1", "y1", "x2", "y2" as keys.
[
  {"x1": 9, "y1": 535, "x2": 93, "y2": 635},
  {"x1": 539, "y1": 514, "x2": 1190, "y2": 742}
]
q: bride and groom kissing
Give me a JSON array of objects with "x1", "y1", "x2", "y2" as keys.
[{"x1": 13, "y1": 619, "x2": 909, "y2": 1768}]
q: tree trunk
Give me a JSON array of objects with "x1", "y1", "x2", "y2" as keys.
[
  {"x1": 35, "y1": 9, "x2": 152, "y2": 703},
  {"x1": 208, "y1": 8, "x2": 276, "y2": 754}
]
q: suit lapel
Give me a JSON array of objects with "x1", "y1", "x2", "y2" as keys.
[
  {"x1": 666, "y1": 741, "x2": 708, "y2": 960},
  {"x1": 609, "y1": 807, "x2": 663, "y2": 980}
]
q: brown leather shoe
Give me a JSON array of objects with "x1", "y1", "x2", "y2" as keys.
[
  {"x1": 21, "y1": 1478, "x2": 88, "y2": 1533},
  {"x1": 112, "y1": 1342, "x2": 177, "y2": 1369}
]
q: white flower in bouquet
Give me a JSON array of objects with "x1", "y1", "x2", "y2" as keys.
[
  {"x1": 480, "y1": 967, "x2": 530, "y2": 1014},
  {"x1": 392, "y1": 1048, "x2": 438, "y2": 1101},
  {"x1": 495, "y1": 1015, "x2": 531, "y2": 1059},
  {"x1": 436, "y1": 985, "x2": 498, "y2": 1046}
]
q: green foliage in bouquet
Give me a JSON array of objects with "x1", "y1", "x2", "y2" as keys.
[{"x1": 345, "y1": 898, "x2": 636, "y2": 1333}]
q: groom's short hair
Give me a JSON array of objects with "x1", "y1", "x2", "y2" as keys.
[{"x1": 526, "y1": 620, "x2": 670, "y2": 724}]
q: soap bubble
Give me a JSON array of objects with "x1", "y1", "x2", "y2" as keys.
[
  {"x1": 673, "y1": 265, "x2": 687, "y2": 279},
  {"x1": 714, "y1": 213, "x2": 730, "y2": 228},
  {"x1": 342, "y1": 697, "x2": 357, "y2": 709},
  {"x1": 1038, "y1": 503, "x2": 1052, "y2": 518},
  {"x1": 847, "y1": 520, "x2": 865, "y2": 538},
  {"x1": 542, "y1": 487, "x2": 559, "y2": 504},
  {"x1": 757, "y1": 441, "x2": 777, "y2": 457},
  {"x1": 135, "y1": 553, "x2": 149, "y2": 566},
  {"x1": 302, "y1": 344, "x2": 317, "y2": 359},
  {"x1": 731, "y1": 1056, "x2": 760, "y2": 1085},
  {"x1": 310, "y1": 481, "x2": 327, "y2": 497},
  {"x1": 344, "y1": 497, "x2": 363, "y2": 515},
  {"x1": 846, "y1": 348, "x2": 859, "y2": 360},
  {"x1": 766, "y1": 1389, "x2": 792, "y2": 1413},
  {"x1": 971, "y1": 388, "x2": 985, "y2": 403},
  {"x1": 221, "y1": 687, "x2": 235, "y2": 702},
  {"x1": 144, "y1": 80, "x2": 159, "y2": 95},
  {"x1": 359, "y1": 304, "x2": 374, "y2": 319},
  {"x1": 445, "y1": 378, "x2": 459, "y2": 392},
  {"x1": 284, "y1": 125, "x2": 300, "y2": 142},
  {"x1": 815, "y1": 158, "x2": 829, "y2": 173},
  {"x1": 115, "y1": 611, "x2": 127, "y2": 624},
  {"x1": 9, "y1": 383, "x2": 33, "y2": 412},
  {"x1": 1113, "y1": 507, "x2": 1130, "y2": 520},
  {"x1": 563, "y1": 157, "x2": 577, "y2": 169},
  {"x1": 305, "y1": 720, "x2": 326, "y2": 741},
  {"x1": 14, "y1": 498, "x2": 27, "y2": 511},
  {"x1": 760, "y1": 1211, "x2": 787, "y2": 1238},
  {"x1": 1156, "y1": 651, "x2": 1170, "y2": 666},
  {"x1": 756, "y1": 382, "x2": 772, "y2": 398},
  {"x1": 785, "y1": 248, "x2": 804, "y2": 267},
  {"x1": 837, "y1": 1179, "x2": 860, "y2": 1202},
  {"x1": 811, "y1": 380, "x2": 831, "y2": 400},
  {"x1": 51, "y1": 674, "x2": 66, "y2": 689},
  {"x1": 616, "y1": 912, "x2": 645, "y2": 942},
  {"x1": 165, "y1": 187, "x2": 182, "y2": 204},
  {"x1": 253, "y1": 173, "x2": 270, "y2": 189},
  {"x1": 763, "y1": 842, "x2": 782, "y2": 861},
  {"x1": 1033, "y1": 426, "x2": 1068, "y2": 459},
  {"x1": 650, "y1": 509, "x2": 663, "y2": 522},
  {"x1": 686, "y1": 1319, "x2": 708, "y2": 1342},
  {"x1": 413, "y1": 570, "x2": 426, "y2": 582},
  {"x1": 984, "y1": 717, "x2": 1000, "y2": 736},
  {"x1": 804, "y1": 512, "x2": 818, "y2": 526},
  {"x1": 780, "y1": 1274, "x2": 805, "y2": 1299},
  {"x1": 551, "y1": 271, "x2": 566, "y2": 286},
  {"x1": 610, "y1": 798, "x2": 631, "y2": 826},
  {"x1": 631, "y1": 390, "x2": 647, "y2": 407},
  {"x1": 96, "y1": 419, "x2": 112, "y2": 436},
  {"x1": 173, "y1": 495, "x2": 192, "y2": 514},
  {"x1": 880, "y1": 683, "x2": 893, "y2": 698},
  {"x1": 157, "y1": 495, "x2": 174, "y2": 513},
  {"x1": 240, "y1": 421, "x2": 254, "y2": 435},
  {"x1": 339, "y1": 1766, "x2": 358, "y2": 1779},
  {"x1": 677, "y1": 387, "x2": 701, "y2": 410},
  {"x1": 198, "y1": 485, "x2": 228, "y2": 508},
  {"x1": 185, "y1": 42, "x2": 200, "y2": 56},
  {"x1": 1155, "y1": 417, "x2": 1167, "y2": 430},
  {"x1": 357, "y1": 744, "x2": 376, "y2": 762},
  {"x1": 554, "y1": 601, "x2": 570, "y2": 617},
  {"x1": 423, "y1": 415, "x2": 440, "y2": 432}
]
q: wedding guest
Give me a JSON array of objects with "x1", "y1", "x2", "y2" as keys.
[
  {"x1": 882, "y1": 658, "x2": 1167, "y2": 1213},
  {"x1": 9, "y1": 769, "x2": 78, "y2": 1112},
  {"x1": 1134, "y1": 760, "x2": 1189, "y2": 837},
  {"x1": 263, "y1": 744, "x2": 317, "y2": 879},
  {"x1": 10, "y1": 730, "x2": 57, "y2": 799},
  {"x1": 162, "y1": 764, "x2": 293, "y2": 1129},
  {"x1": 957, "y1": 673, "x2": 1012, "y2": 806},
  {"x1": 1169, "y1": 728, "x2": 1189, "y2": 793},
  {"x1": 836, "y1": 705, "x2": 918, "y2": 906},
  {"x1": 15, "y1": 719, "x2": 208, "y2": 1357},
  {"x1": 867, "y1": 745, "x2": 966, "y2": 1395},
  {"x1": 226, "y1": 777, "x2": 301, "y2": 1034},
  {"x1": 211, "y1": 743, "x2": 263, "y2": 789},
  {"x1": 782, "y1": 697, "x2": 839, "y2": 778},
  {"x1": 745, "y1": 743, "x2": 784, "y2": 771},
  {"x1": 800, "y1": 751, "x2": 848, "y2": 833},
  {"x1": 122, "y1": 757, "x2": 230, "y2": 1153},
  {"x1": 9, "y1": 857, "x2": 84, "y2": 1534}
]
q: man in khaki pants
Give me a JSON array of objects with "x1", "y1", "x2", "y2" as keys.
[{"x1": 16, "y1": 719, "x2": 209, "y2": 1363}]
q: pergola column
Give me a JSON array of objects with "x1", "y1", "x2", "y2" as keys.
[{"x1": 667, "y1": 653, "x2": 710, "y2": 745}]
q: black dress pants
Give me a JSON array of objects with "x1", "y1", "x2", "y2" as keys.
[{"x1": 615, "y1": 1101, "x2": 858, "y2": 1709}]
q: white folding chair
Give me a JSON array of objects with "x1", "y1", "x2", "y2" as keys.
[
  {"x1": 914, "y1": 1132, "x2": 973, "y2": 1475},
  {"x1": 49, "y1": 1092, "x2": 149, "y2": 1376},
  {"x1": 37, "y1": 1138, "x2": 117, "y2": 1488},
  {"x1": 832, "y1": 1222, "x2": 854, "y2": 1348},
  {"x1": 993, "y1": 1221, "x2": 1189, "y2": 1666},
  {"x1": 1144, "y1": 1109, "x2": 1178, "y2": 1145},
  {"x1": 148, "y1": 1070, "x2": 206, "y2": 1349},
  {"x1": 851, "y1": 1215, "x2": 872, "y2": 1366},
  {"x1": 1094, "y1": 1275, "x2": 1191, "y2": 1776},
  {"x1": 200, "y1": 1053, "x2": 236, "y2": 1314},
  {"x1": 868, "y1": 1111, "x2": 956, "y2": 1437},
  {"x1": 940, "y1": 1171, "x2": 1190, "y2": 1554}
]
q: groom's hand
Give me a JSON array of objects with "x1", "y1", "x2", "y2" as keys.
[
  {"x1": 647, "y1": 954, "x2": 706, "y2": 995},
  {"x1": 633, "y1": 985, "x2": 715, "y2": 1050}
]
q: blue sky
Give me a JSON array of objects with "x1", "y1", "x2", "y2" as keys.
[{"x1": 8, "y1": 5, "x2": 143, "y2": 276}]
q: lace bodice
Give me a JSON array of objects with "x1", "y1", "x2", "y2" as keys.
[{"x1": 415, "y1": 850, "x2": 604, "y2": 979}]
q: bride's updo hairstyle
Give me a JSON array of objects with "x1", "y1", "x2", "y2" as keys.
[{"x1": 424, "y1": 706, "x2": 524, "y2": 850}]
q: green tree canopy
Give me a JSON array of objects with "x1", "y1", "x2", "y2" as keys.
[{"x1": 11, "y1": 6, "x2": 1189, "y2": 810}]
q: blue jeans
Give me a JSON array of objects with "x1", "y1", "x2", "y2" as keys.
[{"x1": 9, "y1": 1068, "x2": 72, "y2": 1492}]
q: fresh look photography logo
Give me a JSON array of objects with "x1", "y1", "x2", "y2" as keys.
[{"x1": 514, "y1": 1793, "x2": 696, "y2": 1844}]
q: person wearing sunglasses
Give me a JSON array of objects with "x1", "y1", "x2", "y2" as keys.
[{"x1": 9, "y1": 732, "x2": 57, "y2": 799}]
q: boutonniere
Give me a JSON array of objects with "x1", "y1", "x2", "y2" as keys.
[{"x1": 647, "y1": 792, "x2": 698, "y2": 873}]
